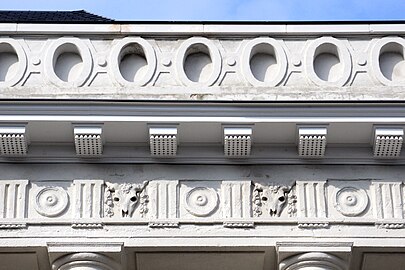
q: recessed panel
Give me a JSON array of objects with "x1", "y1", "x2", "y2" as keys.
[
  {"x1": 0, "y1": 253, "x2": 39, "y2": 270},
  {"x1": 362, "y1": 253, "x2": 405, "y2": 270},
  {"x1": 136, "y1": 252, "x2": 265, "y2": 270}
]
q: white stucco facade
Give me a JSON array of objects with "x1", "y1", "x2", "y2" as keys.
[{"x1": 0, "y1": 20, "x2": 404, "y2": 270}]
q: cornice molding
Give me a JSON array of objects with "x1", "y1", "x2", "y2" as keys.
[{"x1": 1, "y1": 23, "x2": 405, "y2": 35}]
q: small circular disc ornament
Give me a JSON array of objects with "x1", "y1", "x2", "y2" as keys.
[
  {"x1": 334, "y1": 186, "x2": 368, "y2": 217},
  {"x1": 35, "y1": 187, "x2": 69, "y2": 217},
  {"x1": 185, "y1": 187, "x2": 219, "y2": 217}
]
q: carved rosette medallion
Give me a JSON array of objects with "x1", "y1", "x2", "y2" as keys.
[
  {"x1": 34, "y1": 187, "x2": 69, "y2": 217},
  {"x1": 334, "y1": 186, "x2": 369, "y2": 217},
  {"x1": 185, "y1": 187, "x2": 219, "y2": 217}
]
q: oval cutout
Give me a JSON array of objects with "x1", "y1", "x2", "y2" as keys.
[
  {"x1": 53, "y1": 43, "x2": 83, "y2": 83},
  {"x1": 183, "y1": 43, "x2": 213, "y2": 83},
  {"x1": 118, "y1": 43, "x2": 148, "y2": 83},
  {"x1": 0, "y1": 43, "x2": 18, "y2": 82},
  {"x1": 379, "y1": 42, "x2": 405, "y2": 82},
  {"x1": 241, "y1": 38, "x2": 287, "y2": 87},
  {"x1": 313, "y1": 43, "x2": 343, "y2": 82},
  {"x1": 249, "y1": 43, "x2": 278, "y2": 82}
]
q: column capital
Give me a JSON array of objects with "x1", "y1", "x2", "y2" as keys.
[
  {"x1": 52, "y1": 252, "x2": 120, "y2": 270},
  {"x1": 277, "y1": 242, "x2": 352, "y2": 270},
  {"x1": 279, "y1": 252, "x2": 348, "y2": 270}
]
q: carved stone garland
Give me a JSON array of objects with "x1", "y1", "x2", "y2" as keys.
[
  {"x1": 287, "y1": 186, "x2": 297, "y2": 217},
  {"x1": 253, "y1": 184, "x2": 265, "y2": 217}
]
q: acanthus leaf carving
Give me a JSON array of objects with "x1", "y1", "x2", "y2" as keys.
[{"x1": 104, "y1": 181, "x2": 149, "y2": 218}]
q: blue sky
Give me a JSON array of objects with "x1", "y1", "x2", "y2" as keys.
[{"x1": 0, "y1": 0, "x2": 404, "y2": 21}]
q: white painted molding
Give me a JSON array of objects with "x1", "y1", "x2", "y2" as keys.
[{"x1": 6, "y1": 23, "x2": 405, "y2": 35}]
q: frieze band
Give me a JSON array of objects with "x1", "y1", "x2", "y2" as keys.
[{"x1": 0, "y1": 178, "x2": 404, "y2": 229}]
